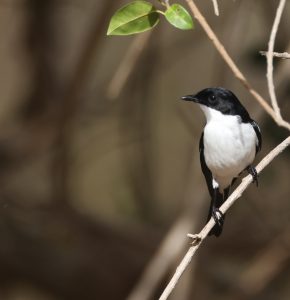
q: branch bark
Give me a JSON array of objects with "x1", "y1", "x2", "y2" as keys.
[
  {"x1": 184, "y1": 0, "x2": 290, "y2": 131},
  {"x1": 260, "y1": 51, "x2": 290, "y2": 59},
  {"x1": 211, "y1": 0, "x2": 219, "y2": 16},
  {"x1": 266, "y1": 0, "x2": 286, "y2": 119},
  {"x1": 159, "y1": 136, "x2": 290, "y2": 300}
]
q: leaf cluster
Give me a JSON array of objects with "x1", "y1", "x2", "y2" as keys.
[{"x1": 107, "y1": 0, "x2": 194, "y2": 36}]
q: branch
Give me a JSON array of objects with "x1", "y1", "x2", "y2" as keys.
[
  {"x1": 266, "y1": 0, "x2": 286, "y2": 119},
  {"x1": 211, "y1": 0, "x2": 219, "y2": 16},
  {"x1": 260, "y1": 51, "x2": 290, "y2": 59},
  {"x1": 159, "y1": 136, "x2": 290, "y2": 300},
  {"x1": 184, "y1": 0, "x2": 290, "y2": 131}
]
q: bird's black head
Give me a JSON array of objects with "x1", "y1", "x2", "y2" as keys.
[{"x1": 181, "y1": 87, "x2": 251, "y2": 122}]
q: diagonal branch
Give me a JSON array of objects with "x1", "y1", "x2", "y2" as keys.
[
  {"x1": 211, "y1": 0, "x2": 219, "y2": 16},
  {"x1": 159, "y1": 136, "x2": 290, "y2": 300},
  {"x1": 266, "y1": 0, "x2": 286, "y2": 119},
  {"x1": 184, "y1": 0, "x2": 290, "y2": 131}
]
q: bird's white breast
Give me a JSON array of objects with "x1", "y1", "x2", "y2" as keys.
[{"x1": 201, "y1": 106, "x2": 257, "y2": 190}]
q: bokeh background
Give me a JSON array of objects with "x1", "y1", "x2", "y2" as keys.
[{"x1": 0, "y1": 0, "x2": 290, "y2": 299}]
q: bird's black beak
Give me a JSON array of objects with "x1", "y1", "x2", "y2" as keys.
[{"x1": 181, "y1": 95, "x2": 200, "y2": 103}]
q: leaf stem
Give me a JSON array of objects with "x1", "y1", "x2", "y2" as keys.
[{"x1": 157, "y1": 9, "x2": 165, "y2": 15}]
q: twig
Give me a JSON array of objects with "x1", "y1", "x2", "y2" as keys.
[
  {"x1": 211, "y1": 0, "x2": 219, "y2": 16},
  {"x1": 266, "y1": 0, "x2": 286, "y2": 119},
  {"x1": 274, "y1": 43, "x2": 290, "y2": 91},
  {"x1": 260, "y1": 51, "x2": 290, "y2": 59},
  {"x1": 184, "y1": 0, "x2": 290, "y2": 131},
  {"x1": 184, "y1": 0, "x2": 274, "y2": 118},
  {"x1": 159, "y1": 136, "x2": 290, "y2": 300}
]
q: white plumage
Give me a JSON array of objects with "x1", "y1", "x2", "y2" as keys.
[{"x1": 200, "y1": 105, "x2": 257, "y2": 190}]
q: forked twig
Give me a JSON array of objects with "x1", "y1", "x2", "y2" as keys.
[{"x1": 184, "y1": 0, "x2": 290, "y2": 131}]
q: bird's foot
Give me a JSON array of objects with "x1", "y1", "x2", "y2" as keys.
[
  {"x1": 212, "y1": 207, "x2": 224, "y2": 227},
  {"x1": 247, "y1": 165, "x2": 258, "y2": 187}
]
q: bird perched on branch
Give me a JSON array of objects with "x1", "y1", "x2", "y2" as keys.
[{"x1": 181, "y1": 87, "x2": 261, "y2": 237}]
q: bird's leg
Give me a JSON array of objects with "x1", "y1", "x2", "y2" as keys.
[
  {"x1": 247, "y1": 165, "x2": 258, "y2": 187},
  {"x1": 211, "y1": 187, "x2": 224, "y2": 227}
]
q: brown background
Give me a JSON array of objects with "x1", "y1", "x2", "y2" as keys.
[{"x1": 0, "y1": 0, "x2": 289, "y2": 299}]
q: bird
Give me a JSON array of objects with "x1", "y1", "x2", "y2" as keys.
[{"x1": 181, "y1": 87, "x2": 262, "y2": 237}]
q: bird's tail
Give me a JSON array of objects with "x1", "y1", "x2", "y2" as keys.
[{"x1": 207, "y1": 188, "x2": 230, "y2": 237}]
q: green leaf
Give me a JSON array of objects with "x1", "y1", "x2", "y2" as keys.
[
  {"x1": 165, "y1": 4, "x2": 194, "y2": 30},
  {"x1": 107, "y1": 1, "x2": 160, "y2": 36}
]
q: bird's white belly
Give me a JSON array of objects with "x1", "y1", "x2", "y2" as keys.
[{"x1": 203, "y1": 119, "x2": 256, "y2": 189}]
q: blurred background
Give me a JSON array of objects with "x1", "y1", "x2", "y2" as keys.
[{"x1": 0, "y1": 0, "x2": 289, "y2": 299}]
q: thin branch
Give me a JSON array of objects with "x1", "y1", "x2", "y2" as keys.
[
  {"x1": 211, "y1": 0, "x2": 219, "y2": 16},
  {"x1": 260, "y1": 51, "x2": 290, "y2": 59},
  {"x1": 184, "y1": 0, "x2": 274, "y2": 118},
  {"x1": 159, "y1": 136, "x2": 290, "y2": 300},
  {"x1": 266, "y1": 0, "x2": 286, "y2": 119},
  {"x1": 184, "y1": 0, "x2": 290, "y2": 131}
]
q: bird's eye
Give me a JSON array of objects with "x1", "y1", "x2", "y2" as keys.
[{"x1": 209, "y1": 94, "x2": 216, "y2": 103}]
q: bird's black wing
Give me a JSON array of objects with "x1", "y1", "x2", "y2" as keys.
[
  {"x1": 199, "y1": 132, "x2": 214, "y2": 198},
  {"x1": 199, "y1": 132, "x2": 225, "y2": 237},
  {"x1": 250, "y1": 120, "x2": 262, "y2": 153}
]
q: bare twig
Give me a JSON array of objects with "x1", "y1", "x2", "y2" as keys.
[
  {"x1": 260, "y1": 51, "x2": 290, "y2": 59},
  {"x1": 159, "y1": 136, "x2": 290, "y2": 300},
  {"x1": 266, "y1": 0, "x2": 286, "y2": 119},
  {"x1": 184, "y1": 0, "x2": 290, "y2": 131},
  {"x1": 184, "y1": 0, "x2": 274, "y2": 118},
  {"x1": 211, "y1": 0, "x2": 219, "y2": 16}
]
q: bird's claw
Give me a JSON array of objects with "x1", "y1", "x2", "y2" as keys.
[
  {"x1": 247, "y1": 165, "x2": 258, "y2": 187},
  {"x1": 212, "y1": 207, "x2": 224, "y2": 227}
]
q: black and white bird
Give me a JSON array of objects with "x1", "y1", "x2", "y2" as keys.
[{"x1": 182, "y1": 87, "x2": 262, "y2": 237}]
